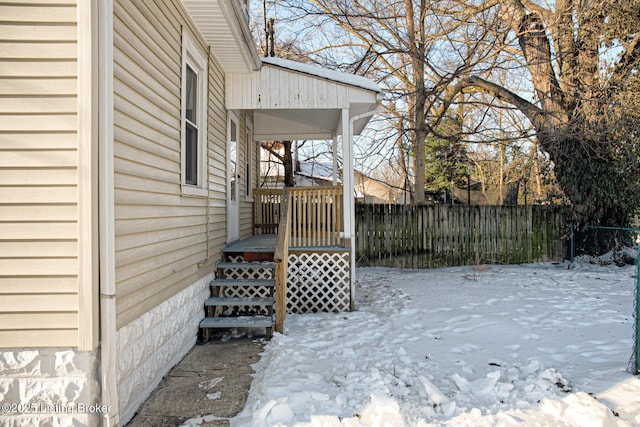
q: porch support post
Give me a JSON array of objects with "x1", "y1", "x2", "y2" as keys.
[
  {"x1": 332, "y1": 132, "x2": 338, "y2": 186},
  {"x1": 341, "y1": 108, "x2": 356, "y2": 310}
]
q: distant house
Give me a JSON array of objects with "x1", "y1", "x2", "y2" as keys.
[
  {"x1": 260, "y1": 158, "x2": 407, "y2": 204},
  {"x1": 0, "y1": 1, "x2": 380, "y2": 426},
  {"x1": 451, "y1": 181, "x2": 522, "y2": 205},
  {"x1": 354, "y1": 171, "x2": 408, "y2": 204}
]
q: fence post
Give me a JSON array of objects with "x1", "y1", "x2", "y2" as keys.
[{"x1": 570, "y1": 222, "x2": 575, "y2": 261}]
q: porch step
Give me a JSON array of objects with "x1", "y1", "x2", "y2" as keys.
[
  {"x1": 205, "y1": 296, "x2": 275, "y2": 307},
  {"x1": 200, "y1": 255, "x2": 278, "y2": 342},
  {"x1": 210, "y1": 278, "x2": 275, "y2": 288},
  {"x1": 217, "y1": 261, "x2": 276, "y2": 270},
  {"x1": 200, "y1": 315, "x2": 274, "y2": 329}
]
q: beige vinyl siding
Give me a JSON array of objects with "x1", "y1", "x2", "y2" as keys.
[
  {"x1": 0, "y1": 2, "x2": 79, "y2": 347},
  {"x1": 207, "y1": 57, "x2": 228, "y2": 254},
  {"x1": 113, "y1": 0, "x2": 228, "y2": 328}
]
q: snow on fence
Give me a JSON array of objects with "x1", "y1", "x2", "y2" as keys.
[{"x1": 355, "y1": 204, "x2": 567, "y2": 268}]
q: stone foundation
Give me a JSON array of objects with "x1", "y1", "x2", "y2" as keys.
[
  {"x1": 116, "y1": 273, "x2": 212, "y2": 424},
  {"x1": 0, "y1": 348, "x2": 101, "y2": 426}
]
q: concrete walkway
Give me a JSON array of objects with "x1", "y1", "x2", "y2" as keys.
[{"x1": 127, "y1": 338, "x2": 264, "y2": 426}]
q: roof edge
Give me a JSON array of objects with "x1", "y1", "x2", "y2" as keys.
[
  {"x1": 219, "y1": 1, "x2": 261, "y2": 71},
  {"x1": 261, "y1": 57, "x2": 382, "y2": 94}
]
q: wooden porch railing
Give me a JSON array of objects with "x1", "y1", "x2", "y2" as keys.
[
  {"x1": 253, "y1": 188, "x2": 284, "y2": 234},
  {"x1": 273, "y1": 188, "x2": 290, "y2": 334},
  {"x1": 254, "y1": 186, "x2": 345, "y2": 247},
  {"x1": 267, "y1": 186, "x2": 345, "y2": 333},
  {"x1": 289, "y1": 186, "x2": 344, "y2": 248}
]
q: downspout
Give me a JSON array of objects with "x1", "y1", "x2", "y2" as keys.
[
  {"x1": 203, "y1": 47, "x2": 213, "y2": 265},
  {"x1": 98, "y1": 0, "x2": 119, "y2": 425},
  {"x1": 348, "y1": 108, "x2": 379, "y2": 309}
]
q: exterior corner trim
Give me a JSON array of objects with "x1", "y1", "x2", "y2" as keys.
[
  {"x1": 77, "y1": 0, "x2": 100, "y2": 351},
  {"x1": 98, "y1": 0, "x2": 119, "y2": 425}
]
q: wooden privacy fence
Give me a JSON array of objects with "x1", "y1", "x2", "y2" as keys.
[{"x1": 355, "y1": 204, "x2": 567, "y2": 268}]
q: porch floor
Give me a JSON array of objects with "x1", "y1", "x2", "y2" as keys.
[
  {"x1": 223, "y1": 234, "x2": 347, "y2": 254},
  {"x1": 223, "y1": 234, "x2": 276, "y2": 253}
]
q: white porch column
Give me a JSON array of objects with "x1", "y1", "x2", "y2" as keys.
[
  {"x1": 332, "y1": 132, "x2": 338, "y2": 186},
  {"x1": 341, "y1": 108, "x2": 356, "y2": 310},
  {"x1": 341, "y1": 108, "x2": 354, "y2": 240}
]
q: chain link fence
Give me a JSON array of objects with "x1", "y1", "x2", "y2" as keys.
[
  {"x1": 569, "y1": 224, "x2": 639, "y2": 374},
  {"x1": 569, "y1": 224, "x2": 638, "y2": 265}
]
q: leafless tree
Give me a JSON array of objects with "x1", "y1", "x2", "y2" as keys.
[
  {"x1": 271, "y1": 0, "x2": 501, "y2": 203},
  {"x1": 445, "y1": 0, "x2": 640, "y2": 224},
  {"x1": 257, "y1": 1, "x2": 640, "y2": 221}
]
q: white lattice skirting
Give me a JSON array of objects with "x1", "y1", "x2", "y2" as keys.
[
  {"x1": 287, "y1": 251, "x2": 351, "y2": 313},
  {"x1": 222, "y1": 251, "x2": 351, "y2": 314}
]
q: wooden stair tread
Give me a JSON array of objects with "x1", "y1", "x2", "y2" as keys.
[
  {"x1": 211, "y1": 278, "x2": 275, "y2": 287},
  {"x1": 217, "y1": 261, "x2": 276, "y2": 270},
  {"x1": 201, "y1": 253, "x2": 279, "y2": 341},
  {"x1": 200, "y1": 315, "x2": 274, "y2": 328},
  {"x1": 205, "y1": 296, "x2": 275, "y2": 306}
]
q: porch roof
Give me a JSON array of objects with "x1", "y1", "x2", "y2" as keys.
[
  {"x1": 181, "y1": 1, "x2": 382, "y2": 139},
  {"x1": 226, "y1": 57, "x2": 383, "y2": 141}
]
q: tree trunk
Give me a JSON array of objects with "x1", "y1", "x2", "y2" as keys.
[
  {"x1": 405, "y1": 0, "x2": 427, "y2": 204},
  {"x1": 283, "y1": 141, "x2": 294, "y2": 187},
  {"x1": 499, "y1": 143, "x2": 505, "y2": 205},
  {"x1": 396, "y1": 119, "x2": 410, "y2": 204},
  {"x1": 530, "y1": 139, "x2": 543, "y2": 199}
]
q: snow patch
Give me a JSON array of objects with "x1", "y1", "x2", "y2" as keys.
[{"x1": 232, "y1": 262, "x2": 639, "y2": 426}]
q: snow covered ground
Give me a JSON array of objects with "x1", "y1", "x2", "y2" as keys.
[{"x1": 230, "y1": 257, "x2": 640, "y2": 426}]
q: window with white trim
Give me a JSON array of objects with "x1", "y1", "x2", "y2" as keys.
[{"x1": 181, "y1": 32, "x2": 208, "y2": 196}]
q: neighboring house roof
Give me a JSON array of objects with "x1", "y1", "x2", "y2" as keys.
[
  {"x1": 354, "y1": 170, "x2": 406, "y2": 204},
  {"x1": 297, "y1": 162, "x2": 336, "y2": 182}
]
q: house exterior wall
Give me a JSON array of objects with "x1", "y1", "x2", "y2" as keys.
[
  {"x1": 116, "y1": 272, "x2": 211, "y2": 424},
  {"x1": 0, "y1": 2, "x2": 103, "y2": 426},
  {"x1": 354, "y1": 174, "x2": 403, "y2": 204},
  {"x1": 112, "y1": 0, "x2": 224, "y2": 329},
  {"x1": 206, "y1": 41, "x2": 228, "y2": 254},
  {"x1": 0, "y1": 0, "x2": 80, "y2": 349},
  {"x1": 111, "y1": 0, "x2": 253, "y2": 422},
  {"x1": 0, "y1": 348, "x2": 101, "y2": 426}
]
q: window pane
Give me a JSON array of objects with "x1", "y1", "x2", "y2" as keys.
[
  {"x1": 230, "y1": 120, "x2": 237, "y2": 142},
  {"x1": 185, "y1": 122, "x2": 198, "y2": 185},
  {"x1": 185, "y1": 65, "x2": 197, "y2": 124},
  {"x1": 246, "y1": 163, "x2": 250, "y2": 196}
]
